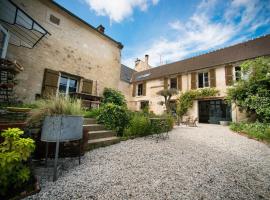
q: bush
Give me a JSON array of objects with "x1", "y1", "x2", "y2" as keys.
[
  {"x1": 230, "y1": 122, "x2": 270, "y2": 142},
  {"x1": 124, "y1": 113, "x2": 151, "y2": 138},
  {"x1": 97, "y1": 103, "x2": 129, "y2": 136},
  {"x1": 0, "y1": 128, "x2": 35, "y2": 196},
  {"x1": 102, "y1": 88, "x2": 126, "y2": 106},
  {"x1": 124, "y1": 113, "x2": 174, "y2": 138},
  {"x1": 84, "y1": 108, "x2": 100, "y2": 118}
]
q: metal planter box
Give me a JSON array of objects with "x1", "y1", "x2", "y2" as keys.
[{"x1": 41, "y1": 115, "x2": 83, "y2": 142}]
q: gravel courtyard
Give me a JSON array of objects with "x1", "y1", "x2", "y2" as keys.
[{"x1": 27, "y1": 124, "x2": 270, "y2": 200}]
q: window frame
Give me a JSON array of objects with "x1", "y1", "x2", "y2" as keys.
[
  {"x1": 170, "y1": 77, "x2": 178, "y2": 89},
  {"x1": 0, "y1": 25, "x2": 9, "y2": 59},
  {"x1": 58, "y1": 73, "x2": 79, "y2": 95},
  {"x1": 234, "y1": 66, "x2": 242, "y2": 81},
  {"x1": 198, "y1": 71, "x2": 209, "y2": 88},
  {"x1": 137, "y1": 83, "x2": 143, "y2": 96}
]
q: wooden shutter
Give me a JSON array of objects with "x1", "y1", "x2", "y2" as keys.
[
  {"x1": 164, "y1": 78, "x2": 168, "y2": 90},
  {"x1": 41, "y1": 68, "x2": 59, "y2": 98},
  {"x1": 81, "y1": 79, "x2": 93, "y2": 94},
  {"x1": 142, "y1": 81, "x2": 146, "y2": 96},
  {"x1": 132, "y1": 83, "x2": 136, "y2": 97},
  {"x1": 177, "y1": 74, "x2": 182, "y2": 91},
  {"x1": 191, "y1": 72, "x2": 197, "y2": 90},
  {"x1": 225, "y1": 65, "x2": 233, "y2": 86},
  {"x1": 209, "y1": 68, "x2": 216, "y2": 87}
]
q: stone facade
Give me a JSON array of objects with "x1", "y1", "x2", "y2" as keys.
[{"x1": 6, "y1": 0, "x2": 122, "y2": 103}]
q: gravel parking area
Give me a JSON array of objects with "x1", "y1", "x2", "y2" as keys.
[{"x1": 26, "y1": 124, "x2": 270, "y2": 200}]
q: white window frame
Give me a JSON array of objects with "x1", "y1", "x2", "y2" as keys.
[
  {"x1": 170, "y1": 77, "x2": 178, "y2": 89},
  {"x1": 58, "y1": 73, "x2": 79, "y2": 96},
  {"x1": 0, "y1": 25, "x2": 9, "y2": 59},
  {"x1": 198, "y1": 71, "x2": 209, "y2": 88}
]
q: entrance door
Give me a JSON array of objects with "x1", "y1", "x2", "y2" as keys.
[{"x1": 198, "y1": 100, "x2": 231, "y2": 124}]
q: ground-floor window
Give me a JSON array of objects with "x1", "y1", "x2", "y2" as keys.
[
  {"x1": 198, "y1": 99, "x2": 231, "y2": 124},
  {"x1": 59, "y1": 74, "x2": 78, "y2": 95},
  {"x1": 140, "y1": 101, "x2": 149, "y2": 110}
]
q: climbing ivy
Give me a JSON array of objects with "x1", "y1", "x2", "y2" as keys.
[{"x1": 176, "y1": 88, "x2": 219, "y2": 118}]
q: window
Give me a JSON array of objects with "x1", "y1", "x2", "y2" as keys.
[
  {"x1": 235, "y1": 66, "x2": 241, "y2": 81},
  {"x1": 59, "y1": 75, "x2": 78, "y2": 95},
  {"x1": 49, "y1": 14, "x2": 60, "y2": 25},
  {"x1": 198, "y1": 72, "x2": 209, "y2": 88},
  {"x1": 137, "y1": 83, "x2": 143, "y2": 96},
  {"x1": 0, "y1": 25, "x2": 9, "y2": 59},
  {"x1": 170, "y1": 77, "x2": 177, "y2": 89},
  {"x1": 140, "y1": 101, "x2": 149, "y2": 110}
]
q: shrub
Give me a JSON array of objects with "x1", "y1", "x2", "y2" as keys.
[
  {"x1": 97, "y1": 103, "x2": 130, "y2": 136},
  {"x1": 124, "y1": 113, "x2": 151, "y2": 138},
  {"x1": 28, "y1": 95, "x2": 83, "y2": 124},
  {"x1": 84, "y1": 108, "x2": 100, "y2": 118},
  {"x1": 0, "y1": 128, "x2": 35, "y2": 196},
  {"x1": 102, "y1": 88, "x2": 126, "y2": 106},
  {"x1": 230, "y1": 122, "x2": 270, "y2": 142}
]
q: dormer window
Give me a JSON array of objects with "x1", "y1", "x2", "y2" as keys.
[{"x1": 198, "y1": 72, "x2": 209, "y2": 88}]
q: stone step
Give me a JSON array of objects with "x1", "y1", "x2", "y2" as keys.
[
  {"x1": 83, "y1": 124, "x2": 105, "y2": 132},
  {"x1": 83, "y1": 118, "x2": 97, "y2": 125},
  {"x1": 86, "y1": 137, "x2": 120, "y2": 150},
  {"x1": 88, "y1": 130, "x2": 116, "y2": 140}
]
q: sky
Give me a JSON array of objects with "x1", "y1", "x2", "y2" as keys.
[{"x1": 55, "y1": 0, "x2": 270, "y2": 68}]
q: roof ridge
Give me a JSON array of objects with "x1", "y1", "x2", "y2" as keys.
[{"x1": 135, "y1": 33, "x2": 270, "y2": 75}]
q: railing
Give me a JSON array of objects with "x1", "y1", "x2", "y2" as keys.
[{"x1": 69, "y1": 92, "x2": 102, "y2": 109}]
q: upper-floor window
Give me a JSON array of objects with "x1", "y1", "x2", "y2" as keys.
[
  {"x1": 0, "y1": 25, "x2": 9, "y2": 59},
  {"x1": 137, "y1": 83, "x2": 143, "y2": 96},
  {"x1": 198, "y1": 72, "x2": 209, "y2": 88},
  {"x1": 59, "y1": 74, "x2": 78, "y2": 95},
  {"x1": 235, "y1": 66, "x2": 241, "y2": 81},
  {"x1": 170, "y1": 77, "x2": 177, "y2": 89}
]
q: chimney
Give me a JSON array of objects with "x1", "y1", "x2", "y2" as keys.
[
  {"x1": 145, "y1": 54, "x2": 149, "y2": 65},
  {"x1": 135, "y1": 58, "x2": 140, "y2": 66},
  {"x1": 97, "y1": 25, "x2": 105, "y2": 33}
]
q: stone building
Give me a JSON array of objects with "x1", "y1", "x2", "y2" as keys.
[
  {"x1": 0, "y1": 0, "x2": 123, "y2": 104},
  {"x1": 129, "y1": 35, "x2": 270, "y2": 123}
]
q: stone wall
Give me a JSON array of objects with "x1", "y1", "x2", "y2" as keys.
[{"x1": 6, "y1": 0, "x2": 121, "y2": 103}]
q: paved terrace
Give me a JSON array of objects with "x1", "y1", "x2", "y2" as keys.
[{"x1": 26, "y1": 124, "x2": 270, "y2": 200}]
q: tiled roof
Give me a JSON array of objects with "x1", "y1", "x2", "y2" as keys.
[
  {"x1": 133, "y1": 34, "x2": 270, "y2": 82},
  {"x1": 120, "y1": 64, "x2": 136, "y2": 83}
]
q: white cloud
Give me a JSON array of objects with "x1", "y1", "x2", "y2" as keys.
[
  {"x1": 123, "y1": 0, "x2": 269, "y2": 67},
  {"x1": 84, "y1": 0, "x2": 159, "y2": 23}
]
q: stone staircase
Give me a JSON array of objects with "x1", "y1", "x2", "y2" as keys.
[{"x1": 83, "y1": 118, "x2": 120, "y2": 150}]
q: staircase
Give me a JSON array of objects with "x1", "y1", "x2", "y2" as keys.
[{"x1": 83, "y1": 118, "x2": 120, "y2": 151}]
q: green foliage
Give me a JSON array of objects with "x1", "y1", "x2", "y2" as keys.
[
  {"x1": 84, "y1": 108, "x2": 100, "y2": 118},
  {"x1": 28, "y1": 95, "x2": 83, "y2": 124},
  {"x1": 123, "y1": 113, "x2": 174, "y2": 138},
  {"x1": 177, "y1": 88, "x2": 219, "y2": 118},
  {"x1": 0, "y1": 128, "x2": 35, "y2": 195},
  {"x1": 97, "y1": 103, "x2": 130, "y2": 136},
  {"x1": 124, "y1": 113, "x2": 151, "y2": 138},
  {"x1": 226, "y1": 57, "x2": 270, "y2": 122},
  {"x1": 157, "y1": 88, "x2": 178, "y2": 113},
  {"x1": 230, "y1": 122, "x2": 270, "y2": 142},
  {"x1": 102, "y1": 88, "x2": 127, "y2": 106}
]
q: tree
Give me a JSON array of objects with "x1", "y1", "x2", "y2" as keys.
[
  {"x1": 157, "y1": 88, "x2": 178, "y2": 113},
  {"x1": 226, "y1": 57, "x2": 270, "y2": 122}
]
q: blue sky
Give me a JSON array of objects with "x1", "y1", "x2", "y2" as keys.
[{"x1": 55, "y1": 0, "x2": 270, "y2": 68}]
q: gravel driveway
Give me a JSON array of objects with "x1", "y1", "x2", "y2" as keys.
[{"x1": 27, "y1": 124, "x2": 270, "y2": 200}]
